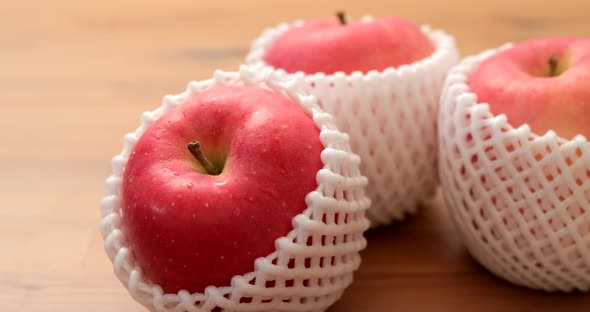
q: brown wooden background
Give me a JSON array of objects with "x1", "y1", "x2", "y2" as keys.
[{"x1": 2, "y1": 0, "x2": 590, "y2": 311}]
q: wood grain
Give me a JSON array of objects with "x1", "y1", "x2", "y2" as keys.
[{"x1": 2, "y1": 0, "x2": 590, "y2": 311}]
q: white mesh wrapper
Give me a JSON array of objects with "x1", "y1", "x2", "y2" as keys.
[
  {"x1": 439, "y1": 45, "x2": 590, "y2": 292},
  {"x1": 99, "y1": 67, "x2": 371, "y2": 311},
  {"x1": 246, "y1": 17, "x2": 460, "y2": 226}
]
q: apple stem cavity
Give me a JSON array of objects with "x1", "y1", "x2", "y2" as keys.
[
  {"x1": 336, "y1": 11, "x2": 347, "y2": 25},
  {"x1": 187, "y1": 141, "x2": 222, "y2": 175},
  {"x1": 548, "y1": 55, "x2": 559, "y2": 77}
]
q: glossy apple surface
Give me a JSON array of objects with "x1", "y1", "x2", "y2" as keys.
[
  {"x1": 264, "y1": 15, "x2": 434, "y2": 74},
  {"x1": 122, "y1": 85, "x2": 323, "y2": 293},
  {"x1": 468, "y1": 37, "x2": 590, "y2": 139}
]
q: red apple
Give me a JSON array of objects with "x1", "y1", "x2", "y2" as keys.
[
  {"x1": 439, "y1": 41, "x2": 590, "y2": 292},
  {"x1": 263, "y1": 13, "x2": 434, "y2": 74},
  {"x1": 248, "y1": 13, "x2": 459, "y2": 226},
  {"x1": 468, "y1": 37, "x2": 590, "y2": 139},
  {"x1": 121, "y1": 85, "x2": 324, "y2": 293}
]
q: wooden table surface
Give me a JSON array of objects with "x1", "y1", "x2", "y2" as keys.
[{"x1": 3, "y1": 0, "x2": 590, "y2": 311}]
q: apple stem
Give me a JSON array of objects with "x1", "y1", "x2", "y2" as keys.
[
  {"x1": 548, "y1": 56, "x2": 558, "y2": 77},
  {"x1": 187, "y1": 141, "x2": 221, "y2": 175},
  {"x1": 336, "y1": 11, "x2": 347, "y2": 25}
]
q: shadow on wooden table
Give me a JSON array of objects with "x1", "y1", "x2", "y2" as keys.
[{"x1": 329, "y1": 194, "x2": 590, "y2": 312}]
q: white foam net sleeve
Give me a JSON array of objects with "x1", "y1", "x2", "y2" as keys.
[
  {"x1": 246, "y1": 17, "x2": 460, "y2": 226},
  {"x1": 99, "y1": 67, "x2": 371, "y2": 311},
  {"x1": 438, "y1": 45, "x2": 590, "y2": 292}
]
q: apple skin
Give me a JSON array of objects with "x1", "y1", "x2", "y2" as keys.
[
  {"x1": 263, "y1": 16, "x2": 434, "y2": 75},
  {"x1": 121, "y1": 85, "x2": 324, "y2": 294},
  {"x1": 468, "y1": 37, "x2": 590, "y2": 139}
]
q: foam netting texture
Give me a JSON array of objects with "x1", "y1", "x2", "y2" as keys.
[
  {"x1": 246, "y1": 17, "x2": 460, "y2": 226},
  {"x1": 438, "y1": 45, "x2": 590, "y2": 292},
  {"x1": 99, "y1": 68, "x2": 371, "y2": 311}
]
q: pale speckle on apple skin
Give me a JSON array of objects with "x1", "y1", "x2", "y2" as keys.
[
  {"x1": 168, "y1": 258, "x2": 173, "y2": 263},
  {"x1": 232, "y1": 241, "x2": 237, "y2": 247},
  {"x1": 280, "y1": 169, "x2": 286, "y2": 174},
  {"x1": 187, "y1": 182, "x2": 194, "y2": 189},
  {"x1": 152, "y1": 216, "x2": 156, "y2": 221},
  {"x1": 281, "y1": 124, "x2": 288, "y2": 129},
  {"x1": 171, "y1": 202, "x2": 176, "y2": 207},
  {"x1": 204, "y1": 202, "x2": 209, "y2": 208},
  {"x1": 281, "y1": 202, "x2": 287, "y2": 207},
  {"x1": 171, "y1": 239, "x2": 175, "y2": 244},
  {"x1": 220, "y1": 256, "x2": 225, "y2": 260},
  {"x1": 248, "y1": 196, "x2": 255, "y2": 202},
  {"x1": 307, "y1": 144, "x2": 312, "y2": 149},
  {"x1": 192, "y1": 213, "x2": 196, "y2": 219}
]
